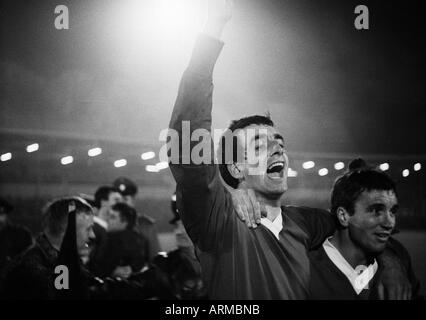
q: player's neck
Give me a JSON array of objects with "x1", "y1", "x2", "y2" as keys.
[
  {"x1": 330, "y1": 231, "x2": 368, "y2": 268},
  {"x1": 253, "y1": 192, "x2": 282, "y2": 221}
]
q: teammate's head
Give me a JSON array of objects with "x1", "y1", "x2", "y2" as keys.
[
  {"x1": 108, "y1": 202, "x2": 137, "y2": 232},
  {"x1": 94, "y1": 185, "x2": 122, "y2": 209},
  {"x1": 218, "y1": 114, "x2": 288, "y2": 201},
  {"x1": 331, "y1": 159, "x2": 398, "y2": 253}
]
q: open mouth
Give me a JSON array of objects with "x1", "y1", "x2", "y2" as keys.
[
  {"x1": 374, "y1": 232, "x2": 391, "y2": 242},
  {"x1": 266, "y1": 161, "x2": 285, "y2": 179}
]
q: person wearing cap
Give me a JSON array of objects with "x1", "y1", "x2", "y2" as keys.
[
  {"x1": 1, "y1": 197, "x2": 95, "y2": 299},
  {"x1": 1, "y1": 197, "x2": 182, "y2": 300},
  {"x1": 307, "y1": 159, "x2": 421, "y2": 299},
  {"x1": 113, "y1": 177, "x2": 161, "y2": 261}
]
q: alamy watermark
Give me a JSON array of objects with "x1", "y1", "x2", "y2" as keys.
[{"x1": 158, "y1": 121, "x2": 276, "y2": 176}]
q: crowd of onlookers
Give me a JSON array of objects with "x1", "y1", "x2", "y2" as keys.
[{"x1": 0, "y1": 177, "x2": 207, "y2": 300}]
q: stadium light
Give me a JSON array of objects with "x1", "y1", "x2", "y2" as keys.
[
  {"x1": 0, "y1": 152, "x2": 12, "y2": 162},
  {"x1": 146, "y1": 165, "x2": 159, "y2": 173},
  {"x1": 379, "y1": 163, "x2": 389, "y2": 171},
  {"x1": 26, "y1": 143, "x2": 39, "y2": 153},
  {"x1": 302, "y1": 161, "x2": 315, "y2": 169},
  {"x1": 334, "y1": 162, "x2": 344, "y2": 170},
  {"x1": 288, "y1": 168, "x2": 298, "y2": 177},
  {"x1": 414, "y1": 163, "x2": 421, "y2": 172},
  {"x1": 156, "y1": 161, "x2": 169, "y2": 170},
  {"x1": 402, "y1": 169, "x2": 409, "y2": 177},
  {"x1": 88, "y1": 147, "x2": 102, "y2": 157},
  {"x1": 141, "y1": 151, "x2": 156, "y2": 161},
  {"x1": 318, "y1": 168, "x2": 328, "y2": 176},
  {"x1": 61, "y1": 156, "x2": 73, "y2": 165},
  {"x1": 114, "y1": 159, "x2": 127, "y2": 168}
]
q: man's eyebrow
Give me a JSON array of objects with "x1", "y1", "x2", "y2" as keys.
[
  {"x1": 274, "y1": 133, "x2": 284, "y2": 142},
  {"x1": 252, "y1": 133, "x2": 284, "y2": 141},
  {"x1": 367, "y1": 203, "x2": 386, "y2": 210}
]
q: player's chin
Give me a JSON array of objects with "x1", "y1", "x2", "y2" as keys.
[
  {"x1": 368, "y1": 240, "x2": 388, "y2": 254},
  {"x1": 264, "y1": 177, "x2": 287, "y2": 194}
]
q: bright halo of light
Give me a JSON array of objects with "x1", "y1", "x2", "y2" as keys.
[
  {"x1": 88, "y1": 147, "x2": 102, "y2": 157},
  {"x1": 302, "y1": 161, "x2": 315, "y2": 169},
  {"x1": 141, "y1": 151, "x2": 156, "y2": 161},
  {"x1": 414, "y1": 163, "x2": 421, "y2": 171},
  {"x1": 0, "y1": 152, "x2": 12, "y2": 162},
  {"x1": 114, "y1": 159, "x2": 127, "y2": 168},
  {"x1": 379, "y1": 163, "x2": 389, "y2": 171},
  {"x1": 334, "y1": 162, "x2": 344, "y2": 170},
  {"x1": 146, "y1": 165, "x2": 160, "y2": 173},
  {"x1": 402, "y1": 169, "x2": 409, "y2": 177},
  {"x1": 318, "y1": 168, "x2": 328, "y2": 176},
  {"x1": 156, "y1": 161, "x2": 169, "y2": 170},
  {"x1": 61, "y1": 156, "x2": 73, "y2": 165},
  {"x1": 26, "y1": 143, "x2": 39, "y2": 153}
]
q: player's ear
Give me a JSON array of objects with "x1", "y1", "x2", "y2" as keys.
[
  {"x1": 227, "y1": 163, "x2": 244, "y2": 180},
  {"x1": 336, "y1": 207, "x2": 350, "y2": 227}
]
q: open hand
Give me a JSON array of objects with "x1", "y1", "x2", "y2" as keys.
[{"x1": 230, "y1": 189, "x2": 264, "y2": 228}]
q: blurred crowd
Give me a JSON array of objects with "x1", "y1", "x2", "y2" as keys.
[{"x1": 0, "y1": 177, "x2": 207, "y2": 300}]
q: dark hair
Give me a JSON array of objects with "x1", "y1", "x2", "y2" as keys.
[
  {"x1": 43, "y1": 197, "x2": 93, "y2": 236},
  {"x1": 94, "y1": 185, "x2": 119, "y2": 209},
  {"x1": 111, "y1": 203, "x2": 137, "y2": 230},
  {"x1": 218, "y1": 114, "x2": 275, "y2": 189},
  {"x1": 330, "y1": 159, "x2": 397, "y2": 217}
]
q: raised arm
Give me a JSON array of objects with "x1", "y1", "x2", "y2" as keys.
[{"x1": 168, "y1": 0, "x2": 235, "y2": 251}]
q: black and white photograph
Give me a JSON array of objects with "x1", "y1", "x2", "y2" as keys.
[{"x1": 0, "y1": 0, "x2": 425, "y2": 310}]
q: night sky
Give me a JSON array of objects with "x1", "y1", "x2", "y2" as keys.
[{"x1": 1, "y1": 0, "x2": 425, "y2": 156}]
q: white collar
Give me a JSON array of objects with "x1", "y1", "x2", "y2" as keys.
[
  {"x1": 93, "y1": 216, "x2": 108, "y2": 230},
  {"x1": 323, "y1": 237, "x2": 378, "y2": 295},
  {"x1": 261, "y1": 210, "x2": 283, "y2": 240}
]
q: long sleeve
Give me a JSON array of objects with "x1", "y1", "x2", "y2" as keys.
[{"x1": 168, "y1": 35, "x2": 234, "y2": 252}]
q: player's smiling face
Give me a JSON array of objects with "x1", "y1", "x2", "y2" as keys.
[
  {"x1": 236, "y1": 124, "x2": 289, "y2": 199},
  {"x1": 347, "y1": 189, "x2": 398, "y2": 253}
]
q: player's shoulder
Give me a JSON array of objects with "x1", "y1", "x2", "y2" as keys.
[{"x1": 283, "y1": 205, "x2": 329, "y2": 217}]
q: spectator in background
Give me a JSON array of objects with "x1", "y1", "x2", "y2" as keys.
[
  {"x1": 88, "y1": 186, "x2": 122, "y2": 276},
  {"x1": 0, "y1": 198, "x2": 33, "y2": 286},
  {"x1": 167, "y1": 192, "x2": 207, "y2": 299},
  {"x1": 113, "y1": 177, "x2": 161, "y2": 260},
  {"x1": 1, "y1": 197, "x2": 95, "y2": 299},
  {"x1": 1, "y1": 197, "x2": 178, "y2": 300},
  {"x1": 91, "y1": 203, "x2": 148, "y2": 279}
]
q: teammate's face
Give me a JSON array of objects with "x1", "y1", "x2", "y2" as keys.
[
  {"x1": 101, "y1": 192, "x2": 122, "y2": 209},
  {"x1": 107, "y1": 209, "x2": 128, "y2": 232},
  {"x1": 236, "y1": 125, "x2": 288, "y2": 199},
  {"x1": 347, "y1": 190, "x2": 398, "y2": 253}
]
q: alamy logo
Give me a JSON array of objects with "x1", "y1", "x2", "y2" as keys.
[
  {"x1": 159, "y1": 122, "x2": 275, "y2": 176},
  {"x1": 54, "y1": 265, "x2": 69, "y2": 290}
]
